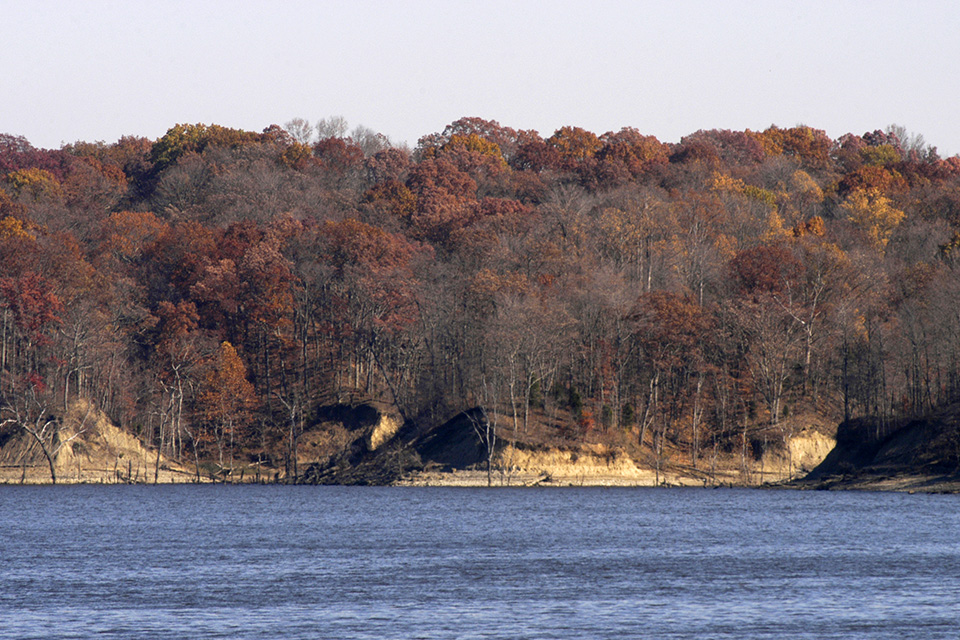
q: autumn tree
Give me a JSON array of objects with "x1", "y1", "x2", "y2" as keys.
[
  {"x1": 365, "y1": 147, "x2": 411, "y2": 184},
  {"x1": 0, "y1": 272, "x2": 63, "y2": 386},
  {"x1": 548, "y1": 126, "x2": 602, "y2": 168},
  {"x1": 197, "y1": 341, "x2": 257, "y2": 478},
  {"x1": 584, "y1": 128, "x2": 669, "y2": 190},
  {"x1": 0, "y1": 270, "x2": 70, "y2": 484},
  {"x1": 5, "y1": 115, "x2": 960, "y2": 483},
  {"x1": 726, "y1": 244, "x2": 807, "y2": 452},
  {"x1": 630, "y1": 292, "x2": 715, "y2": 475},
  {"x1": 314, "y1": 218, "x2": 425, "y2": 419},
  {"x1": 512, "y1": 131, "x2": 562, "y2": 173},
  {"x1": 681, "y1": 129, "x2": 767, "y2": 166},
  {"x1": 149, "y1": 123, "x2": 260, "y2": 174},
  {"x1": 840, "y1": 188, "x2": 906, "y2": 251},
  {"x1": 148, "y1": 300, "x2": 206, "y2": 481},
  {"x1": 752, "y1": 125, "x2": 833, "y2": 170},
  {"x1": 405, "y1": 158, "x2": 478, "y2": 246},
  {"x1": 313, "y1": 137, "x2": 365, "y2": 190}
]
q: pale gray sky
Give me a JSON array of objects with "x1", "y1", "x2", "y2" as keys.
[{"x1": 5, "y1": 0, "x2": 960, "y2": 155}]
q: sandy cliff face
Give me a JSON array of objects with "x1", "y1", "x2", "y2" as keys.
[
  {"x1": 402, "y1": 427, "x2": 838, "y2": 488},
  {"x1": 0, "y1": 402, "x2": 189, "y2": 484},
  {"x1": 366, "y1": 412, "x2": 403, "y2": 452},
  {"x1": 759, "y1": 429, "x2": 837, "y2": 478},
  {"x1": 494, "y1": 443, "x2": 659, "y2": 486},
  {"x1": 0, "y1": 398, "x2": 842, "y2": 487}
]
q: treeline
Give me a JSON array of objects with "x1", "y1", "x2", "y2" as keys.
[{"x1": 2, "y1": 117, "x2": 960, "y2": 475}]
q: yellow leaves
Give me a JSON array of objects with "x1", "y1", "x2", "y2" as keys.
[
  {"x1": 711, "y1": 171, "x2": 779, "y2": 208},
  {"x1": 789, "y1": 170, "x2": 823, "y2": 204},
  {"x1": 150, "y1": 122, "x2": 258, "y2": 171},
  {"x1": 278, "y1": 141, "x2": 315, "y2": 169},
  {"x1": 748, "y1": 128, "x2": 782, "y2": 156},
  {"x1": 713, "y1": 233, "x2": 738, "y2": 261},
  {"x1": 713, "y1": 169, "x2": 829, "y2": 242},
  {"x1": 470, "y1": 268, "x2": 530, "y2": 300},
  {"x1": 792, "y1": 216, "x2": 826, "y2": 238},
  {"x1": 4, "y1": 168, "x2": 62, "y2": 200},
  {"x1": 444, "y1": 134, "x2": 506, "y2": 164},
  {"x1": 743, "y1": 185, "x2": 778, "y2": 209},
  {"x1": 860, "y1": 144, "x2": 900, "y2": 167},
  {"x1": 751, "y1": 125, "x2": 832, "y2": 168},
  {"x1": 362, "y1": 180, "x2": 417, "y2": 218},
  {"x1": 597, "y1": 206, "x2": 654, "y2": 263},
  {"x1": 102, "y1": 211, "x2": 167, "y2": 262},
  {"x1": 547, "y1": 126, "x2": 602, "y2": 161},
  {"x1": 939, "y1": 230, "x2": 960, "y2": 266},
  {"x1": 0, "y1": 216, "x2": 35, "y2": 242},
  {"x1": 840, "y1": 188, "x2": 905, "y2": 250},
  {"x1": 710, "y1": 172, "x2": 745, "y2": 194},
  {"x1": 848, "y1": 311, "x2": 869, "y2": 341},
  {"x1": 762, "y1": 209, "x2": 790, "y2": 242}
]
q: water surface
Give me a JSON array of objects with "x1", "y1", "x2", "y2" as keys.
[{"x1": 1, "y1": 485, "x2": 958, "y2": 639}]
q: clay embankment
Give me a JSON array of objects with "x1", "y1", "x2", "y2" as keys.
[
  {"x1": 293, "y1": 403, "x2": 834, "y2": 487},
  {"x1": 400, "y1": 431, "x2": 835, "y2": 487},
  {"x1": 397, "y1": 410, "x2": 837, "y2": 488},
  {"x1": 0, "y1": 398, "x2": 842, "y2": 488},
  {"x1": 0, "y1": 402, "x2": 191, "y2": 484}
]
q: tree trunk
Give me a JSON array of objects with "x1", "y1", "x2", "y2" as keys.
[{"x1": 37, "y1": 439, "x2": 57, "y2": 484}]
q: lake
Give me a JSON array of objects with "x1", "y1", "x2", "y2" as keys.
[{"x1": 0, "y1": 485, "x2": 958, "y2": 639}]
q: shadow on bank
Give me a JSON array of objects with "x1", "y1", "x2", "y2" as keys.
[{"x1": 792, "y1": 405, "x2": 960, "y2": 493}]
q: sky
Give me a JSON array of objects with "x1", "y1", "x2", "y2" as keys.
[{"x1": 5, "y1": 0, "x2": 960, "y2": 155}]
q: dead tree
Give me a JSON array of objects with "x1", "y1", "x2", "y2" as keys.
[{"x1": 1, "y1": 388, "x2": 92, "y2": 484}]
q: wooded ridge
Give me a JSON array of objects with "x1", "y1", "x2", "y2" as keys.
[{"x1": 1, "y1": 118, "x2": 959, "y2": 485}]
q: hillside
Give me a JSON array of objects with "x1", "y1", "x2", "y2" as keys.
[{"x1": 4, "y1": 119, "x2": 960, "y2": 480}]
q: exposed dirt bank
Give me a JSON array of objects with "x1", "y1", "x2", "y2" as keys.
[
  {"x1": 1, "y1": 400, "x2": 849, "y2": 489},
  {"x1": 0, "y1": 402, "x2": 193, "y2": 485},
  {"x1": 397, "y1": 415, "x2": 837, "y2": 488},
  {"x1": 791, "y1": 404, "x2": 960, "y2": 493}
]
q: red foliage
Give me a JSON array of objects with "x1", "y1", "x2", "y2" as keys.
[
  {"x1": 319, "y1": 218, "x2": 425, "y2": 334},
  {"x1": 418, "y1": 117, "x2": 522, "y2": 162},
  {"x1": 313, "y1": 137, "x2": 365, "y2": 174},
  {"x1": 0, "y1": 272, "x2": 63, "y2": 339},
  {"x1": 405, "y1": 158, "x2": 478, "y2": 244},
  {"x1": 0, "y1": 134, "x2": 74, "y2": 181},
  {"x1": 838, "y1": 165, "x2": 908, "y2": 197},
  {"x1": 728, "y1": 245, "x2": 803, "y2": 295},
  {"x1": 512, "y1": 135, "x2": 562, "y2": 172},
  {"x1": 365, "y1": 147, "x2": 411, "y2": 183},
  {"x1": 680, "y1": 129, "x2": 767, "y2": 165},
  {"x1": 669, "y1": 140, "x2": 720, "y2": 166}
]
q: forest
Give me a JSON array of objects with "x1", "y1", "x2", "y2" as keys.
[{"x1": 2, "y1": 116, "x2": 960, "y2": 482}]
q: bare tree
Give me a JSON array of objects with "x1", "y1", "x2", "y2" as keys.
[
  {"x1": 315, "y1": 115, "x2": 349, "y2": 140},
  {"x1": 350, "y1": 125, "x2": 392, "y2": 156},
  {"x1": 466, "y1": 394, "x2": 498, "y2": 487},
  {"x1": 1, "y1": 386, "x2": 92, "y2": 484},
  {"x1": 284, "y1": 117, "x2": 314, "y2": 145}
]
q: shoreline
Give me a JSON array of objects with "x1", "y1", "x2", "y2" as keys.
[
  {"x1": 790, "y1": 471, "x2": 960, "y2": 494},
  {"x1": 5, "y1": 468, "x2": 959, "y2": 493}
]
